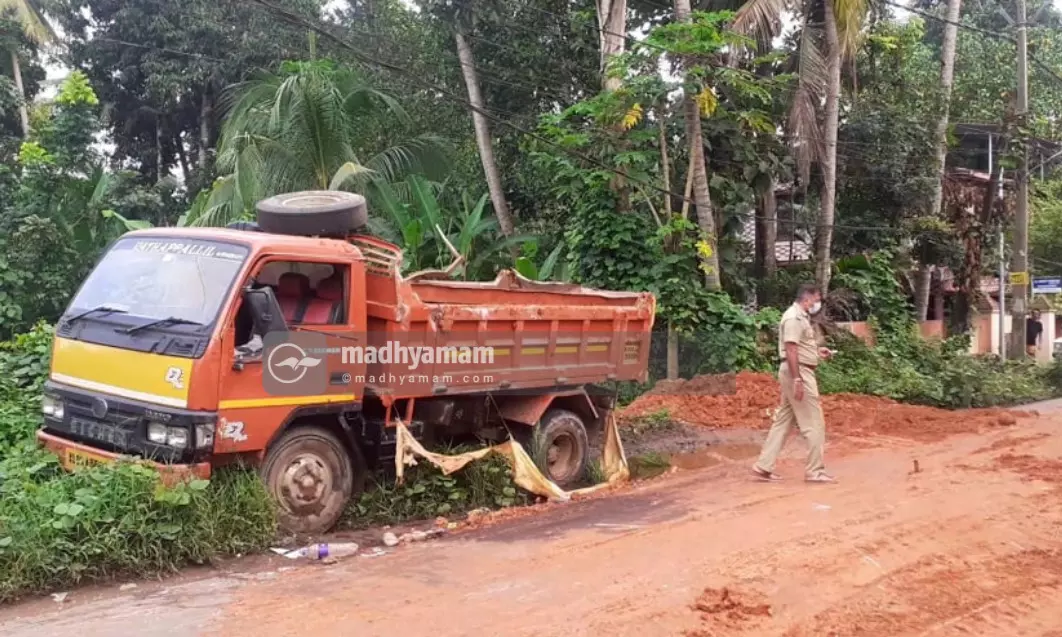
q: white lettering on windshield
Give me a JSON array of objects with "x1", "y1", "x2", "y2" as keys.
[{"x1": 131, "y1": 241, "x2": 245, "y2": 261}]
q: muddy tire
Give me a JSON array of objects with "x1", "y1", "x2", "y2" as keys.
[
  {"x1": 261, "y1": 426, "x2": 364, "y2": 534},
  {"x1": 256, "y1": 191, "x2": 368, "y2": 237},
  {"x1": 531, "y1": 409, "x2": 589, "y2": 488}
]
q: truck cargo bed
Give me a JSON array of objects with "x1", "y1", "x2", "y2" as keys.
[{"x1": 351, "y1": 237, "x2": 655, "y2": 397}]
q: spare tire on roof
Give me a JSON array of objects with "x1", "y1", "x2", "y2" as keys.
[{"x1": 256, "y1": 191, "x2": 368, "y2": 237}]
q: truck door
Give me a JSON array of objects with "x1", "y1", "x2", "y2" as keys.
[{"x1": 213, "y1": 257, "x2": 367, "y2": 455}]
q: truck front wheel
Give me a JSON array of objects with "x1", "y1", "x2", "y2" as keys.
[
  {"x1": 261, "y1": 426, "x2": 363, "y2": 534},
  {"x1": 531, "y1": 409, "x2": 589, "y2": 488}
]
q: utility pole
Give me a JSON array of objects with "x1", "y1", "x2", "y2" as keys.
[
  {"x1": 1010, "y1": 0, "x2": 1031, "y2": 356},
  {"x1": 999, "y1": 228, "x2": 1007, "y2": 360}
]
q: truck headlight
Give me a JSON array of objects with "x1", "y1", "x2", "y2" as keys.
[
  {"x1": 166, "y1": 428, "x2": 189, "y2": 449},
  {"x1": 195, "y1": 423, "x2": 215, "y2": 449},
  {"x1": 147, "y1": 422, "x2": 168, "y2": 444},
  {"x1": 42, "y1": 395, "x2": 64, "y2": 420},
  {"x1": 148, "y1": 423, "x2": 196, "y2": 449}
]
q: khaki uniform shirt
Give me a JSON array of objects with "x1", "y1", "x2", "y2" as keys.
[{"x1": 778, "y1": 303, "x2": 820, "y2": 367}]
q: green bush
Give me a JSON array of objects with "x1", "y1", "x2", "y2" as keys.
[
  {"x1": 0, "y1": 447, "x2": 275, "y2": 602},
  {"x1": 819, "y1": 251, "x2": 1057, "y2": 409},
  {"x1": 0, "y1": 323, "x2": 52, "y2": 455},
  {"x1": 344, "y1": 452, "x2": 531, "y2": 529},
  {"x1": 819, "y1": 331, "x2": 1056, "y2": 408}
]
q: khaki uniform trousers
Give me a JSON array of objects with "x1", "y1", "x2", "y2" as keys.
[{"x1": 755, "y1": 363, "x2": 826, "y2": 476}]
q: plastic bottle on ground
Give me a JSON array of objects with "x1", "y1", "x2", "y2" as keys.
[{"x1": 299, "y1": 542, "x2": 359, "y2": 560}]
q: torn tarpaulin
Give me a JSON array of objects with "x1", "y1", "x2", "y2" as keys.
[{"x1": 393, "y1": 412, "x2": 630, "y2": 500}]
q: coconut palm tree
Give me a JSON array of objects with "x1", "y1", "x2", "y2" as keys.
[
  {"x1": 202, "y1": 59, "x2": 449, "y2": 226},
  {"x1": 733, "y1": 0, "x2": 868, "y2": 290},
  {"x1": 1, "y1": 0, "x2": 53, "y2": 137}
]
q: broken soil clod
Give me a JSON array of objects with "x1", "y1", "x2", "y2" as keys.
[{"x1": 685, "y1": 586, "x2": 773, "y2": 636}]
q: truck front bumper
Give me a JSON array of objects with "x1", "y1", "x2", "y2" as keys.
[{"x1": 37, "y1": 429, "x2": 211, "y2": 483}]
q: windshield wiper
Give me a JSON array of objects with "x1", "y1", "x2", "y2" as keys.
[
  {"x1": 65, "y1": 305, "x2": 129, "y2": 324},
  {"x1": 121, "y1": 316, "x2": 203, "y2": 335}
]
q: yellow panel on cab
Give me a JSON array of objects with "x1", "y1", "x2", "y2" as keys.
[{"x1": 50, "y1": 337, "x2": 193, "y2": 408}]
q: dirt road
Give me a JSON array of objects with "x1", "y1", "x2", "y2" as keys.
[{"x1": 4, "y1": 409, "x2": 1062, "y2": 636}]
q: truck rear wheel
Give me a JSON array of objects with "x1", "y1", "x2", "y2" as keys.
[
  {"x1": 261, "y1": 426, "x2": 364, "y2": 534},
  {"x1": 531, "y1": 409, "x2": 589, "y2": 488}
]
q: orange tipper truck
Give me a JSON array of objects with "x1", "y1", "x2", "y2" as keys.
[{"x1": 37, "y1": 191, "x2": 655, "y2": 533}]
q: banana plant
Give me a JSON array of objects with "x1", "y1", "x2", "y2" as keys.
[
  {"x1": 370, "y1": 175, "x2": 534, "y2": 280},
  {"x1": 514, "y1": 243, "x2": 570, "y2": 282}
]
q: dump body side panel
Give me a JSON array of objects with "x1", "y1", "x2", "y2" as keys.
[{"x1": 352, "y1": 253, "x2": 655, "y2": 398}]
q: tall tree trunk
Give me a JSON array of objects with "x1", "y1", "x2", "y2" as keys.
[
  {"x1": 596, "y1": 0, "x2": 628, "y2": 91},
  {"x1": 755, "y1": 178, "x2": 778, "y2": 305},
  {"x1": 454, "y1": 29, "x2": 516, "y2": 242},
  {"x1": 762, "y1": 179, "x2": 777, "y2": 279},
  {"x1": 675, "y1": 0, "x2": 721, "y2": 291},
  {"x1": 658, "y1": 108, "x2": 680, "y2": 381},
  {"x1": 596, "y1": 0, "x2": 631, "y2": 211},
  {"x1": 914, "y1": 264, "x2": 934, "y2": 321},
  {"x1": 156, "y1": 120, "x2": 164, "y2": 183},
  {"x1": 816, "y1": 1, "x2": 842, "y2": 291},
  {"x1": 928, "y1": 0, "x2": 963, "y2": 217},
  {"x1": 10, "y1": 50, "x2": 30, "y2": 137},
  {"x1": 918, "y1": 0, "x2": 963, "y2": 321},
  {"x1": 932, "y1": 269, "x2": 945, "y2": 322},
  {"x1": 174, "y1": 133, "x2": 191, "y2": 185},
  {"x1": 667, "y1": 322, "x2": 680, "y2": 380},
  {"x1": 658, "y1": 112, "x2": 673, "y2": 220},
  {"x1": 952, "y1": 169, "x2": 1001, "y2": 334},
  {"x1": 199, "y1": 91, "x2": 212, "y2": 172}
]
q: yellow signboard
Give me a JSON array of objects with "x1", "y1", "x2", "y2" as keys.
[{"x1": 1010, "y1": 271, "x2": 1030, "y2": 286}]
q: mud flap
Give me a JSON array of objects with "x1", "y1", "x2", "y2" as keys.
[{"x1": 393, "y1": 412, "x2": 629, "y2": 501}]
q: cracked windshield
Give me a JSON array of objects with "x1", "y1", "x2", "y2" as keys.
[{"x1": 66, "y1": 238, "x2": 248, "y2": 326}]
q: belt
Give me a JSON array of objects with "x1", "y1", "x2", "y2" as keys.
[{"x1": 782, "y1": 360, "x2": 817, "y2": 369}]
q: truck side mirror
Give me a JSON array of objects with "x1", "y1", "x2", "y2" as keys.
[{"x1": 243, "y1": 286, "x2": 288, "y2": 336}]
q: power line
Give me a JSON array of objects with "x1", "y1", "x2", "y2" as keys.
[
  {"x1": 880, "y1": 0, "x2": 1062, "y2": 86},
  {"x1": 334, "y1": 14, "x2": 966, "y2": 178},
  {"x1": 881, "y1": 0, "x2": 1012, "y2": 39},
  {"x1": 90, "y1": 24, "x2": 1040, "y2": 170},
  {"x1": 85, "y1": 30, "x2": 954, "y2": 189},
  {"x1": 88, "y1": 8, "x2": 992, "y2": 233},
  {"x1": 344, "y1": 28, "x2": 958, "y2": 172},
  {"x1": 94, "y1": 37, "x2": 228, "y2": 63},
  {"x1": 247, "y1": 0, "x2": 927, "y2": 234},
  {"x1": 247, "y1": 0, "x2": 710, "y2": 204}
]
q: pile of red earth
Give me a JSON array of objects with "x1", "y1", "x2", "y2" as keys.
[{"x1": 621, "y1": 371, "x2": 1031, "y2": 442}]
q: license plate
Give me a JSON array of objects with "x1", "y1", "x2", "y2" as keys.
[
  {"x1": 69, "y1": 417, "x2": 131, "y2": 447},
  {"x1": 62, "y1": 448, "x2": 113, "y2": 471}
]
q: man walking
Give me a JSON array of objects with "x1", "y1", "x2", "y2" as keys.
[
  {"x1": 752, "y1": 283, "x2": 835, "y2": 484},
  {"x1": 1027, "y1": 310, "x2": 1044, "y2": 358}
]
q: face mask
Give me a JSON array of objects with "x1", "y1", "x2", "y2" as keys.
[{"x1": 809, "y1": 301, "x2": 822, "y2": 314}]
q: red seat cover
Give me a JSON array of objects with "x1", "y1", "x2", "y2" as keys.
[
  {"x1": 302, "y1": 276, "x2": 343, "y2": 324},
  {"x1": 276, "y1": 273, "x2": 311, "y2": 323}
]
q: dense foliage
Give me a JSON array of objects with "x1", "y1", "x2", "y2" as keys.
[
  {"x1": 4, "y1": 0, "x2": 1062, "y2": 601},
  {"x1": 820, "y1": 255, "x2": 1059, "y2": 408},
  {"x1": 3, "y1": 0, "x2": 1061, "y2": 335}
]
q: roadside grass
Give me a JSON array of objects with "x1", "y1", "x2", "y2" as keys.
[
  {"x1": 0, "y1": 446, "x2": 275, "y2": 603},
  {"x1": 625, "y1": 408, "x2": 677, "y2": 438},
  {"x1": 628, "y1": 452, "x2": 672, "y2": 480},
  {"x1": 819, "y1": 332, "x2": 1062, "y2": 408}
]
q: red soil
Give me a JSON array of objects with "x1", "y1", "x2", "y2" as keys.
[{"x1": 621, "y1": 371, "x2": 1032, "y2": 442}]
